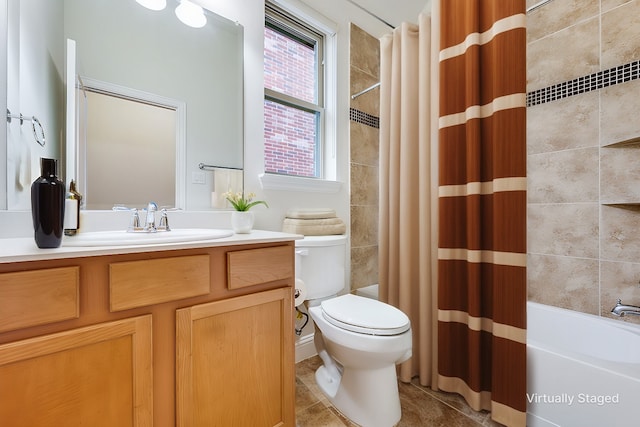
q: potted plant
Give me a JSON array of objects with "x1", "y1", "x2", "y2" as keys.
[{"x1": 223, "y1": 191, "x2": 268, "y2": 233}]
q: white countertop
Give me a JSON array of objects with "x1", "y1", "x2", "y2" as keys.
[{"x1": 0, "y1": 230, "x2": 302, "y2": 264}]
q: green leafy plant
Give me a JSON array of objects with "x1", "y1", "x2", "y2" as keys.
[{"x1": 223, "y1": 191, "x2": 269, "y2": 211}]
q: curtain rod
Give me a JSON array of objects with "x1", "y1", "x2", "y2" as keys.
[{"x1": 345, "y1": 0, "x2": 395, "y2": 29}]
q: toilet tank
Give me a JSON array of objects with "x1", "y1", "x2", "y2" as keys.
[{"x1": 295, "y1": 235, "x2": 347, "y2": 300}]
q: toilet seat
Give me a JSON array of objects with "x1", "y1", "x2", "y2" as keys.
[{"x1": 320, "y1": 294, "x2": 410, "y2": 336}]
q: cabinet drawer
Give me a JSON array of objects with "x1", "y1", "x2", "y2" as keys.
[
  {"x1": 0, "y1": 267, "x2": 80, "y2": 332},
  {"x1": 227, "y1": 246, "x2": 293, "y2": 290},
  {"x1": 110, "y1": 255, "x2": 210, "y2": 311}
]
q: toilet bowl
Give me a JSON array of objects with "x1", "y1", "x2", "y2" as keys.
[{"x1": 296, "y1": 236, "x2": 413, "y2": 427}]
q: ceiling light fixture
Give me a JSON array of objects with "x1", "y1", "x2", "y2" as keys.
[
  {"x1": 135, "y1": 0, "x2": 167, "y2": 11},
  {"x1": 175, "y1": 0, "x2": 207, "y2": 28}
]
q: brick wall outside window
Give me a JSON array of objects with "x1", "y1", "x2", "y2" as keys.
[{"x1": 264, "y1": 26, "x2": 319, "y2": 177}]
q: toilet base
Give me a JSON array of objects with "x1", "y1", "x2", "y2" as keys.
[{"x1": 315, "y1": 364, "x2": 401, "y2": 427}]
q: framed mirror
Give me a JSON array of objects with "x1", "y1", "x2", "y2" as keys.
[{"x1": 3, "y1": 0, "x2": 244, "y2": 211}]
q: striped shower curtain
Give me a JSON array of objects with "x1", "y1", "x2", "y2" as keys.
[{"x1": 436, "y1": 1, "x2": 527, "y2": 426}]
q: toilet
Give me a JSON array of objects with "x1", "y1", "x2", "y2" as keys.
[{"x1": 296, "y1": 235, "x2": 412, "y2": 427}]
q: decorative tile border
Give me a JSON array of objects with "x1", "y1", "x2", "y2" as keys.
[
  {"x1": 350, "y1": 107, "x2": 379, "y2": 129},
  {"x1": 350, "y1": 61, "x2": 640, "y2": 113},
  {"x1": 527, "y1": 60, "x2": 640, "y2": 107}
]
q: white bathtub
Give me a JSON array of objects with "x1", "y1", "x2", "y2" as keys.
[{"x1": 527, "y1": 302, "x2": 640, "y2": 427}]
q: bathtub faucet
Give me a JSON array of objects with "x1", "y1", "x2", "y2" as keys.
[{"x1": 611, "y1": 299, "x2": 640, "y2": 317}]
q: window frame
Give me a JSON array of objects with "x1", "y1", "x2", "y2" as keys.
[{"x1": 264, "y1": 2, "x2": 326, "y2": 179}]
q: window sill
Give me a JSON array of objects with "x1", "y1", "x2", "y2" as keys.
[{"x1": 259, "y1": 173, "x2": 342, "y2": 193}]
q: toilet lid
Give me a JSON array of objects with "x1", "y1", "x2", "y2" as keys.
[{"x1": 320, "y1": 294, "x2": 410, "y2": 336}]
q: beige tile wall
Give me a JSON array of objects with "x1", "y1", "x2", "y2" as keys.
[
  {"x1": 527, "y1": 0, "x2": 640, "y2": 324},
  {"x1": 349, "y1": 24, "x2": 380, "y2": 292}
]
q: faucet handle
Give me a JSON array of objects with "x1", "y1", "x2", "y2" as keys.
[
  {"x1": 158, "y1": 208, "x2": 171, "y2": 231},
  {"x1": 127, "y1": 209, "x2": 142, "y2": 232}
]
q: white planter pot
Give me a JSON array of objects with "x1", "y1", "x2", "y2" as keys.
[{"x1": 231, "y1": 211, "x2": 254, "y2": 234}]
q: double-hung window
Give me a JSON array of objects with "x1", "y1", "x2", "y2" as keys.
[{"x1": 264, "y1": 3, "x2": 324, "y2": 179}]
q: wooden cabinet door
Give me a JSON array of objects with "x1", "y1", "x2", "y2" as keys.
[
  {"x1": 176, "y1": 288, "x2": 294, "y2": 427},
  {"x1": 0, "y1": 316, "x2": 153, "y2": 427}
]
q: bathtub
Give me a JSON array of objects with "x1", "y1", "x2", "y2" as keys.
[{"x1": 527, "y1": 302, "x2": 640, "y2": 427}]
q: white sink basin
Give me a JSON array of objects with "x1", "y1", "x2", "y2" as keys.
[{"x1": 63, "y1": 228, "x2": 234, "y2": 247}]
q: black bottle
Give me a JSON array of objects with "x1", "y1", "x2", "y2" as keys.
[{"x1": 31, "y1": 158, "x2": 65, "y2": 248}]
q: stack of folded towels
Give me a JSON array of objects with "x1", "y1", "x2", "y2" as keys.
[{"x1": 282, "y1": 208, "x2": 346, "y2": 235}]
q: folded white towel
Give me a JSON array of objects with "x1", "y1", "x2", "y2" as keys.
[
  {"x1": 282, "y1": 217, "x2": 346, "y2": 235},
  {"x1": 285, "y1": 208, "x2": 337, "y2": 220},
  {"x1": 283, "y1": 218, "x2": 342, "y2": 226}
]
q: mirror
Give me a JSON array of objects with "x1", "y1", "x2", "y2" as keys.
[{"x1": 3, "y1": 0, "x2": 244, "y2": 211}]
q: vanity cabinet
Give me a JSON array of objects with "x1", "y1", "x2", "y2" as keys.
[{"x1": 0, "y1": 240, "x2": 295, "y2": 427}]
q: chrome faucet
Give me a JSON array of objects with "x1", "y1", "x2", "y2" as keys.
[
  {"x1": 144, "y1": 202, "x2": 158, "y2": 232},
  {"x1": 611, "y1": 299, "x2": 640, "y2": 317},
  {"x1": 115, "y1": 202, "x2": 171, "y2": 233}
]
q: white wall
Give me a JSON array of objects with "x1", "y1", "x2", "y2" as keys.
[{"x1": 6, "y1": 0, "x2": 64, "y2": 210}]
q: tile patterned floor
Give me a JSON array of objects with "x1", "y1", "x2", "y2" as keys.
[{"x1": 296, "y1": 356, "x2": 502, "y2": 427}]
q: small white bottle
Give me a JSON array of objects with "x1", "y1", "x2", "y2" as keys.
[{"x1": 64, "y1": 180, "x2": 82, "y2": 236}]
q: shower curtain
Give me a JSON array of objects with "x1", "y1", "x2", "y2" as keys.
[
  {"x1": 379, "y1": 13, "x2": 438, "y2": 386},
  {"x1": 437, "y1": 1, "x2": 527, "y2": 426}
]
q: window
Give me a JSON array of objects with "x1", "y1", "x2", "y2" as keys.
[{"x1": 264, "y1": 3, "x2": 324, "y2": 179}]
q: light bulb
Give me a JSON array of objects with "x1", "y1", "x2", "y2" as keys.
[
  {"x1": 175, "y1": 0, "x2": 207, "y2": 28},
  {"x1": 135, "y1": 0, "x2": 167, "y2": 11}
]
